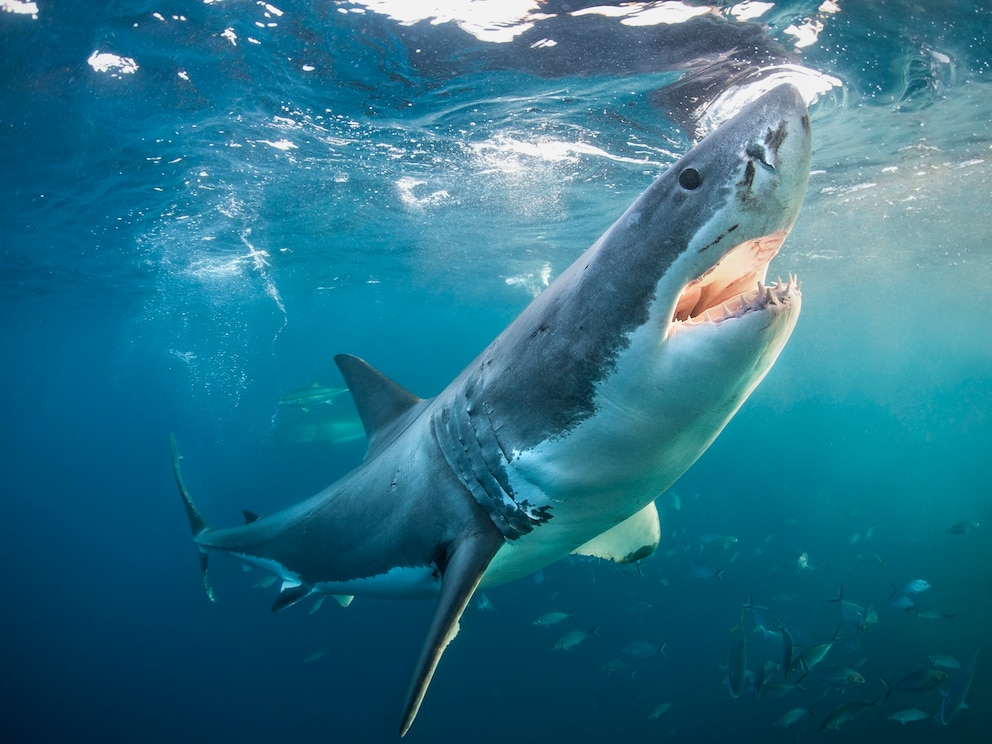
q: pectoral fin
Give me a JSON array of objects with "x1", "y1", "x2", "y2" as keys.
[
  {"x1": 399, "y1": 524, "x2": 505, "y2": 737},
  {"x1": 571, "y1": 501, "x2": 661, "y2": 564}
]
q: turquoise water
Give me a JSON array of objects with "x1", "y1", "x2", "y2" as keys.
[{"x1": 1, "y1": 1, "x2": 990, "y2": 741}]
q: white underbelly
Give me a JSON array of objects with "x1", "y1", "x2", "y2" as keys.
[{"x1": 483, "y1": 308, "x2": 791, "y2": 586}]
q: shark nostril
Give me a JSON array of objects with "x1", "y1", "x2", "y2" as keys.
[{"x1": 746, "y1": 143, "x2": 774, "y2": 171}]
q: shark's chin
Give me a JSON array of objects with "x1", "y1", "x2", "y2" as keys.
[{"x1": 670, "y1": 230, "x2": 801, "y2": 329}]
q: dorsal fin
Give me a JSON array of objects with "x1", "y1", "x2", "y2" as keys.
[
  {"x1": 242, "y1": 509, "x2": 260, "y2": 524},
  {"x1": 334, "y1": 354, "x2": 422, "y2": 454}
]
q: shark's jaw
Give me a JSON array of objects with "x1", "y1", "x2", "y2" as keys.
[
  {"x1": 653, "y1": 82, "x2": 811, "y2": 342},
  {"x1": 670, "y1": 231, "x2": 801, "y2": 331}
]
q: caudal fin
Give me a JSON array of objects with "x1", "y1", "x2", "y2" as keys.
[
  {"x1": 880, "y1": 675, "x2": 893, "y2": 701},
  {"x1": 169, "y1": 434, "x2": 217, "y2": 602}
]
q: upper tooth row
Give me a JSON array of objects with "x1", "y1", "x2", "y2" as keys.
[
  {"x1": 678, "y1": 274, "x2": 800, "y2": 325},
  {"x1": 758, "y1": 273, "x2": 800, "y2": 290}
]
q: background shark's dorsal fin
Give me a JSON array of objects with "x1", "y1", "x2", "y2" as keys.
[
  {"x1": 242, "y1": 509, "x2": 259, "y2": 524},
  {"x1": 334, "y1": 354, "x2": 422, "y2": 452}
]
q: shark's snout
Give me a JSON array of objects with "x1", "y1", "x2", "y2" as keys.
[{"x1": 668, "y1": 84, "x2": 810, "y2": 332}]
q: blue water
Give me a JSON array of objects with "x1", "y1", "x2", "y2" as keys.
[{"x1": 2, "y1": 1, "x2": 990, "y2": 741}]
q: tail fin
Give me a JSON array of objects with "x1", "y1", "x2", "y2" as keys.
[
  {"x1": 169, "y1": 434, "x2": 217, "y2": 602},
  {"x1": 880, "y1": 675, "x2": 893, "y2": 701}
]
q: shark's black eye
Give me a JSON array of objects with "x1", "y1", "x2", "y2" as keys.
[{"x1": 678, "y1": 168, "x2": 701, "y2": 190}]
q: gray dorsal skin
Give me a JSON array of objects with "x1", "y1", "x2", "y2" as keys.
[{"x1": 172, "y1": 83, "x2": 812, "y2": 736}]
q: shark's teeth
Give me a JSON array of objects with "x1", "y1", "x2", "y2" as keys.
[{"x1": 674, "y1": 274, "x2": 800, "y2": 327}]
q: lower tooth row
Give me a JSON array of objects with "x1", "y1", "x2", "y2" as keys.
[{"x1": 678, "y1": 276, "x2": 801, "y2": 324}]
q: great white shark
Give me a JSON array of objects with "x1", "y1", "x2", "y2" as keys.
[{"x1": 172, "y1": 83, "x2": 812, "y2": 736}]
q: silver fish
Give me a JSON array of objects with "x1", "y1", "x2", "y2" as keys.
[
  {"x1": 892, "y1": 579, "x2": 931, "y2": 595},
  {"x1": 889, "y1": 594, "x2": 916, "y2": 611},
  {"x1": 775, "y1": 707, "x2": 813, "y2": 728},
  {"x1": 819, "y1": 699, "x2": 877, "y2": 732},
  {"x1": 807, "y1": 665, "x2": 865, "y2": 688},
  {"x1": 691, "y1": 561, "x2": 725, "y2": 583},
  {"x1": 700, "y1": 534, "x2": 738, "y2": 550},
  {"x1": 882, "y1": 668, "x2": 948, "y2": 700},
  {"x1": 928, "y1": 653, "x2": 960, "y2": 669},
  {"x1": 888, "y1": 708, "x2": 930, "y2": 725},
  {"x1": 553, "y1": 626, "x2": 601, "y2": 651},
  {"x1": 601, "y1": 657, "x2": 631, "y2": 676},
  {"x1": 623, "y1": 640, "x2": 667, "y2": 659},
  {"x1": 791, "y1": 626, "x2": 842, "y2": 674},
  {"x1": 533, "y1": 610, "x2": 575, "y2": 627}
]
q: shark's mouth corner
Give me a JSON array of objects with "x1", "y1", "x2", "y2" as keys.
[{"x1": 671, "y1": 231, "x2": 800, "y2": 328}]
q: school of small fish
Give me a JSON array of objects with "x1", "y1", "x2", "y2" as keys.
[{"x1": 517, "y1": 507, "x2": 981, "y2": 735}]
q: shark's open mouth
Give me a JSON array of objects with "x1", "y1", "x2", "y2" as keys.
[{"x1": 672, "y1": 231, "x2": 800, "y2": 326}]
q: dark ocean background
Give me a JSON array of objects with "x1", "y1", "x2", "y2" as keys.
[{"x1": 2, "y1": 1, "x2": 990, "y2": 741}]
